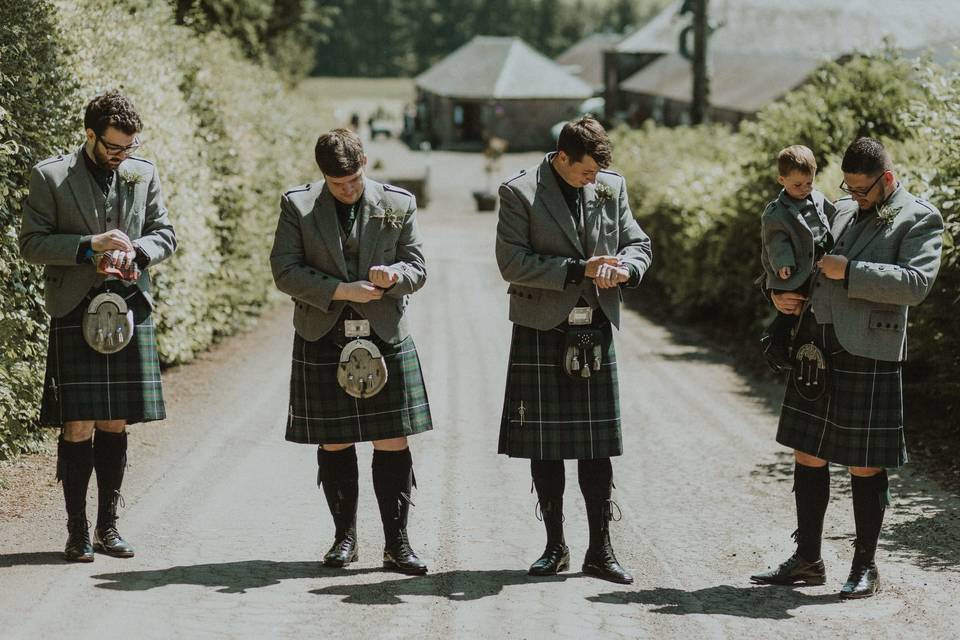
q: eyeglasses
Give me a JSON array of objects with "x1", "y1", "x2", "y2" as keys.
[
  {"x1": 96, "y1": 134, "x2": 141, "y2": 156},
  {"x1": 839, "y1": 172, "x2": 885, "y2": 198}
]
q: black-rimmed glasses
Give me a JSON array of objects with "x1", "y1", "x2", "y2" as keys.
[
  {"x1": 97, "y1": 134, "x2": 141, "y2": 156},
  {"x1": 839, "y1": 172, "x2": 885, "y2": 198}
]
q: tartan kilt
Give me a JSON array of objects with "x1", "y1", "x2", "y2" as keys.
[
  {"x1": 39, "y1": 284, "x2": 165, "y2": 427},
  {"x1": 498, "y1": 322, "x2": 622, "y2": 460},
  {"x1": 285, "y1": 331, "x2": 433, "y2": 445},
  {"x1": 777, "y1": 316, "x2": 906, "y2": 468}
]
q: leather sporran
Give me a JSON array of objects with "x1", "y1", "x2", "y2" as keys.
[
  {"x1": 792, "y1": 341, "x2": 830, "y2": 401},
  {"x1": 82, "y1": 291, "x2": 135, "y2": 354},
  {"x1": 336, "y1": 338, "x2": 388, "y2": 399},
  {"x1": 561, "y1": 328, "x2": 604, "y2": 380}
]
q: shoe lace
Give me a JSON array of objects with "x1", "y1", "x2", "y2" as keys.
[
  {"x1": 534, "y1": 500, "x2": 565, "y2": 523},
  {"x1": 68, "y1": 518, "x2": 91, "y2": 544}
]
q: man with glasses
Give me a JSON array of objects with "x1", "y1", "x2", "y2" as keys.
[
  {"x1": 751, "y1": 137, "x2": 943, "y2": 599},
  {"x1": 20, "y1": 92, "x2": 177, "y2": 562}
]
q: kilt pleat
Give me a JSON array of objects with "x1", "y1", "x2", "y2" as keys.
[
  {"x1": 285, "y1": 332, "x2": 433, "y2": 444},
  {"x1": 777, "y1": 317, "x2": 906, "y2": 468},
  {"x1": 39, "y1": 285, "x2": 165, "y2": 427},
  {"x1": 498, "y1": 322, "x2": 622, "y2": 460}
]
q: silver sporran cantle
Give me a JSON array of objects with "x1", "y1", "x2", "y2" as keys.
[
  {"x1": 337, "y1": 339, "x2": 388, "y2": 398},
  {"x1": 82, "y1": 292, "x2": 135, "y2": 354}
]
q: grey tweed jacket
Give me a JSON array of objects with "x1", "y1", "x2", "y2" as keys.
[
  {"x1": 19, "y1": 147, "x2": 177, "y2": 317},
  {"x1": 809, "y1": 185, "x2": 943, "y2": 361},
  {"x1": 270, "y1": 177, "x2": 426, "y2": 344},
  {"x1": 495, "y1": 154, "x2": 652, "y2": 330},
  {"x1": 761, "y1": 188, "x2": 836, "y2": 291}
]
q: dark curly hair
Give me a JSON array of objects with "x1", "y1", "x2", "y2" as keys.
[{"x1": 83, "y1": 92, "x2": 143, "y2": 136}]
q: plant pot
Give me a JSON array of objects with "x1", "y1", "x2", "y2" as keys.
[{"x1": 472, "y1": 190, "x2": 497, "y2": 211}]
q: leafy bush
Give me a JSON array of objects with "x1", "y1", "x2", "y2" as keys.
[{"x1": 0, "y1": 0, "x2": 79, "y2": 456}]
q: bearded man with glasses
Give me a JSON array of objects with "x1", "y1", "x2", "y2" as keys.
[
  {"x1": 751, "y1": 137, "x2": 943, "y2": 599},
  {"x1": 19, "y1": 92, "x2": 177, "y2": 562}
]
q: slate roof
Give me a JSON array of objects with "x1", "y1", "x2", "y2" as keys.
[
  {"x1": 620, "y1": 51, "x2": 823, "y2": 113},
  {"x1": 555, "y1": 32, "x2": 625, "y2": 91},
  {"x1": 616, "y1": 0, "x2": 960, "y2": 57},
  {"x1": 416, "y1": 36, "x2": 593, "y2": 100}
]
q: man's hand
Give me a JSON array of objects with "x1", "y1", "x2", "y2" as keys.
[
  {"x1": 96, "y1": 249, "x2": 139, "y2": 281},
  {"x1": 368, "y1": 265, "x2": 400, "y2": 289},
  {"x1": 335, "y1": 281, "x2": 384, "y2": 303},
  {"x1": 771, "y1": 290, "x2": 806, "y2": 316},
  {"x1": 595, "y1": 263, "x2": 630, "y2": 289},
  {"x1": 585, "y1": 255, "x2": 621, "y2": 279},
  {"x1": 91, "y1": 229, "x2": 134, "y2": 253},
  {"x1": 817, "y1": 255, "x2": 848, "y2": 280},
  {"x1": 778, "y1": 266, "x2": 793, "y2": 280}
]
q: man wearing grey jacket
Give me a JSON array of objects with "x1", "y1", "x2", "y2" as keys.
[
  {"x1": 271, "y1": 128, "x2": 432, "y2": 575},
  {"x1": 496, "y1": 117, "x2": 652, "y2": 584},
  {"x1": 20, "y1": 92, "x2": 177, "y2": 562},
  {"x1": 751, "y1": 137, "x2": 944, "y2": 599}
]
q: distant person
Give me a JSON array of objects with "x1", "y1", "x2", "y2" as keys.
[
  {"x1": 751, "y1": 138, "x2": 944, "y2": 599},
  {"x1": 19, "y1": 92, "x2": 177, "y2": 562},
  {"x1": 349, "y1": 112, "x2": 360, "y2": 132},
  {"x1": 760, "y1": 145, "x2": 836, "y2": 369},
  {"x1": 270, "y1": 128, "x2": 433, "y2": 575},
  {"x1": 495, "y1": 116, "x2": 652, "y2": 584}
]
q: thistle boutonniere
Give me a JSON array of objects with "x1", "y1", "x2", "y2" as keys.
[
  {"x1": 375, "y1": 207, "x2": 405, "y2": 230},
  {"x1": 875, "y1": 202, "x2": 901, "y2": 227},
  {"x1": 119, "y1": 170, "x2": 143, "y2": 187},
  {"x1": 593, "y1": 182, "x2": 614, "y2": 206}
]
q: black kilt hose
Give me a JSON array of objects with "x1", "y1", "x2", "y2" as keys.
[
  {"x1": 498, "y1": 319, "x2": 622, "y2": 460},
  {"x1": 777, "y1": 315, "x2": 906, "y2": 468},
  {"x1": 39, "y1": 282, "x2": 165, "y2": 427},
  {"x1": 285, "y1": 318, "x2": 433, "y2": 445}
]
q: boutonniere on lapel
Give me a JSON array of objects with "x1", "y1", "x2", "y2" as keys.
[
  {"x1": 875, "y1": 202, "x2": 901, "y2": 228},
  {"x1": 593, "y1": 183, "x2": 614, "y2": 206},
  {"x1": 119, "y1": 170, "x2": 144, "y2": 187},
  {"x1": 373, "y1": 207, "x2": 405, "y2": 230}
]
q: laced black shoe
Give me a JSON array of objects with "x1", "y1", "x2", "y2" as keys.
[
  {"x1": 93, "y1": 491, "x2": 135, "y2": 557},
  {"x1": 751, "y1": 552, "x2": 826, "y2": 585},
  {"x1": 383, "y1": 530, "x2": 427, "y2": 575},
  {"x1": 529, "y1": 542, "x2": 570, "y2": 576},
  {"x1": 323, "y1": 532, "x2": 358, "y2": 568},
  {"x1": 840, "y1": 543, "x2": 880, "y2": 599},
  {"x1": 64, "y1": 517, "x2": 94, "y2": 563},
  {"x1": 582, "y1": 499, "x2": 633, "y2": 584}
]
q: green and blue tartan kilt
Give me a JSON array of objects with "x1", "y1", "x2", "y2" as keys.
[
  {"x1": 39, "y1": 283, "x2": 165, "y2": 427},
  {"x1": 777, "y1": 316, "x2": 906, "y2": 468},
  {"x1": 285, "y1": 330, "x2": 433, "y2": 445},
  {"x1": 498, "y1": 322, "x2": 622, "y2": 460}
]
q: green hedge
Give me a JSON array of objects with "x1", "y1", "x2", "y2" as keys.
[
  {"x1": 0, "y1": 0, "x2": 80, "y2": 455},
  {"x1": 0, "y1": 0, "x2": 319, "y2": 458},
  {"x1": 614, "y1": 49, "x2": 957, "y2": 427}
]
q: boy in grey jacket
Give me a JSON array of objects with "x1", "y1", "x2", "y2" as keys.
[{"x1": 760, "y1": 145, "x2": 836, "y2": 368}]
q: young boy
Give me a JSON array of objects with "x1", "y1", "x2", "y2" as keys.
[{"x1": 760, "y1": 145, "x2": 836, "y2": 369}]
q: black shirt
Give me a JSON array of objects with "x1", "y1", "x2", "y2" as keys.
[{"x1": 83, "y1": 148, "x2": 114, "y2": 196}]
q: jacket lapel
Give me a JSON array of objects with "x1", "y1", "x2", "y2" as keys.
[
  {"x1": 537, "y1": 156, "x2": 585, "y2": 256},
  {"x1": 357, "y1": 179, "x2": 385, "y2": 274},
  {"x1": 64, "y1": 148, "x2": 101, "y2": 235},
  {"x1": 583, "y1": 182, "x2": 608, "y2": 256},
  {"x1": 842, "y1": 186, "x2": 908, "y2": 260},
  {"x1": 313, "y1": 185, "x2": 349, "y2": 279},
  {"x1": 116, "y1": 160, "x2": 136, "y2": 234}
]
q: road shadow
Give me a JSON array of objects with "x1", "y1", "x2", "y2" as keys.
[
  {"x1": 310, "y1": 569, "x2": 571, "y2": 604},
  {"x1": 749, "y1": 452, "x2": 960, "y2": 573},
  {"x1": 588, "y1": 584, "x2": 839, "y2": 619},
  {"x1": 0, "y1": 551, "x2": 68, "y2": 568},
  {"x1": 91, "y1": 560, "x2": 383, "y2": 594}
]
